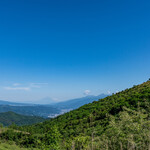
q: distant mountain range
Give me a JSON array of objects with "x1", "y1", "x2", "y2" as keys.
[
  {"x1": 0, "y1": 100, "x2": 33, "y2": 106},
  {"x1": 25, "y1": 97, "x2": 57, "y2": 105},
  {"x1": 55, "y1": 94, "x2": 109, "y2": 109},
  {"x1": 0, "y1": 94, "x2": 109, "y2": 118}
]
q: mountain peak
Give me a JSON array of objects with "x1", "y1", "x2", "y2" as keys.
[{"x1": 34, "y1": 97, "x2": 56, "y2": 105}]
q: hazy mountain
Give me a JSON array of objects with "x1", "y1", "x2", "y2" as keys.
[
  {"x1": 0, "y1": 100, "x2": 33, "y2": 106},
  {"x1": 54, "y1": 94, "x2": 109, "y2": 109},
  {"x1": 33, "y1": 97, "x2": 56, "y2": 105}
]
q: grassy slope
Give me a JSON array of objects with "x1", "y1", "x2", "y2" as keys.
[{"x1": 0, "y1": 142, "x2": 38, "y2": 150}]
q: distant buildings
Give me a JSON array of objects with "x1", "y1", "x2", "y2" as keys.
[{"x1": 48, "y1": 109, "x2": 72, "y2": 118}]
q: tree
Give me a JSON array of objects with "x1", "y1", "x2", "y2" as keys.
[{"x1": 43, "y1": 125, "x2": 61, "y2": 150}]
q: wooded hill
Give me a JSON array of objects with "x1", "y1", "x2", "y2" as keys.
[{"x1": 0, "y1": 111, "x2": 45, "y2": 126}]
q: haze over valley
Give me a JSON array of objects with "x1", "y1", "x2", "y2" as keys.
[{"x1": 0, "y1": 94, "x2": 108, "y2": 118}]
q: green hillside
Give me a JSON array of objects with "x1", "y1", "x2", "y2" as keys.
[
  {"x1": 0, "y1": 80, "x2": 150, "y2": 149},
  {"x1": 0, "y1": 111, "x2": 45, "y2": 126}
]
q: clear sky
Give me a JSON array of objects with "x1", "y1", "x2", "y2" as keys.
[{"x1": 0, "y1": 0, "x2": 150, "y2": 102}]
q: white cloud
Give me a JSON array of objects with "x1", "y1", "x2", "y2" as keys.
[
  {"x1": 84, "y1": 90, "x2": 91, "y2": 95},
  {"x1": 52, "y1": 97, "x2": 59, "y2": 101},
  {"x1": 107, "y1": 90, "x2": 111, "y2": 94},
  {"x1": 13, "y1": 83, "x2": 21, "y2": 86},
  {"x1": 3, "y1": 82, "x2": 48, "y2": 91},
  {"x1": 4, "y1": 87, "x2": 30, "y2": 91},
  {"x1": 30, "y1": 83, "x2": 48, "y2": 88}
]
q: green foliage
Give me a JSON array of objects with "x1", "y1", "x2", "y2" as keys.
[
  {"x1": 42, "y1": 126, "x2": 61, "y2": 150},
  {"x1": 0, "y1": 141, "x2": 39, "y2": 150},
  {"x1": 96, "y1": 107, "x2": 150, "y2": 150}
]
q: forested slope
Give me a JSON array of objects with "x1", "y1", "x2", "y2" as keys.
[{"x1": 25, "y1": 80, "x2": 150, "y2": 136}]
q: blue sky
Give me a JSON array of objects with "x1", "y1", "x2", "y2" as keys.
[{"x1": 0, "y1": 0, "x2": 150, "y2": 102}]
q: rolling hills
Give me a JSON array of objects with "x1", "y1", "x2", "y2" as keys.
[{"x1": 0, "y1": 105, "x2": 60, "y2": 118}]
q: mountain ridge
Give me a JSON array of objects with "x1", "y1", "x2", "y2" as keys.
[{"x1": 54, "y1": 93, "x2": 109, "y2": 109}]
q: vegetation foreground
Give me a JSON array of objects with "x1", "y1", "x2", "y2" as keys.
[
  {"x1": 0, "y1": 80, "x2": 150, "y2": 149},
  {"x1": 0, "y1": 142, "x2": 38, "y2": 150}
]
